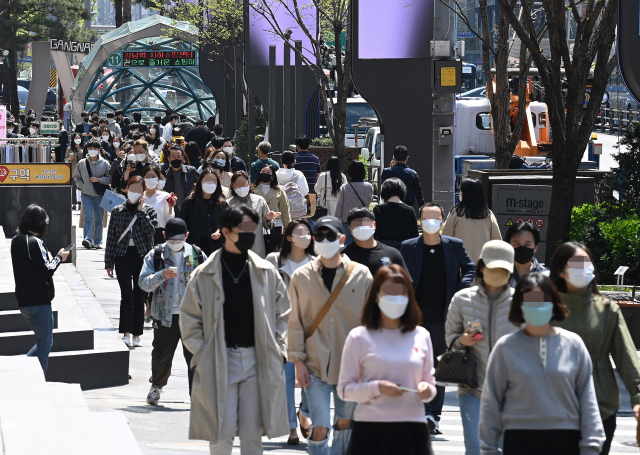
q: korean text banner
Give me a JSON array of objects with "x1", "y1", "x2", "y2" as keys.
[{"x1": 0, "y1": 164, "x2": 72, "y2": 185}]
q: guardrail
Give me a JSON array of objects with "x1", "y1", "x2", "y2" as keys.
[{"x1": 595, "y1": 107, "x2": 640, "y2": 134}]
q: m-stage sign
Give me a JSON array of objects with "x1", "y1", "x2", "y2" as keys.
[{"x1": 50, "y1": 39, "x2": 93, "y2": 53}]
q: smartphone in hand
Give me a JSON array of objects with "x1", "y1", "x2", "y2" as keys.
[{"x1": 64, "y1": 244, "x2": 75, "y2": 252}]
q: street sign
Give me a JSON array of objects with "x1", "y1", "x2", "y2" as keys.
[
  {"x1": 457, "y1": 32, "x2": 475, "y2": 38},
  {"x1": 0, "y1": 164, "x2": 71, "y2": 185},
  {"x1": 107, "y1": 50, "x2": 198, "y2": 68},
  {"x1": 17, "y1": 57, "x2": 32, "y2": 63},
  {"x1": 108, "y1": 53, "x2": 122, "y2": 67},
  {"x1": 476, "y1": 58, "x2": 483, "y2": 66},
  {"x1": 40, "y1": 122, "x2": 59, "y2": 135}
]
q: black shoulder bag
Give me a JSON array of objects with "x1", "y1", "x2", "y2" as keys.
[
  {"x1": 434, "y1": 338, "x2": 478, "y2": 389},
  {"x1": 85, "y1": 159, "x2": 109, "y2": 196}
]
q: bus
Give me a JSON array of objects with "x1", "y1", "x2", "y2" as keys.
[{"x1": 462, "y1": 63, "x2": 478, "y2": 92}]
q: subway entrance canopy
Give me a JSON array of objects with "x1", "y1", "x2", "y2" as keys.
[{"x1": 70, "y1": 15, "x2": 216, "y2": 123}]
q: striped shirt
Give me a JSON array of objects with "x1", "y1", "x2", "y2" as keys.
[{"x1": 294, "y1": 151, "x2": 322, "y2": 194}]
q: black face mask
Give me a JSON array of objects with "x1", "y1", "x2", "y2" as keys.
[
  {"x1": 83, "y1": 118, "x2": 89, "y2": 123},
  {"x1": 513, "y1": 245, "x2": 535, "y2": 265},
  {"x1": 170, "y1": 159, "x2": 183, "y2": 169},
  {"x1": 234, "y1": 232, "x2": 255, "y2": 254},
  {"x1": 258, "y1": 173, "x2": 272, "y2": 183}
]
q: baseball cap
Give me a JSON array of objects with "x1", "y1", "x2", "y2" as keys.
[
  {"x1": 314, "y1": 216, "x2": 343, "y2": 235},
  {"x1": 164, "y1": 218, "x2": 188, "y2": 240},
  {"x1": 479, "y1": 240, "x2": 514, "y2": 272}
]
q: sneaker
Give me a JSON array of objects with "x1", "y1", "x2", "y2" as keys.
[
  {"x1": 132, "y1": 336, "x2": 142, "y2": 347},
  {"x1": 146, "y1": 386, "x2": 162, "y2": 405},
  {"x1": 434, "y1": 421, "x2": 443, "y2": 435},
  {"x1": 122, "y1": 334, "x2": 132, "y2": 347},
  {"x1": 426, "y1": 415, "x2": 437, "y2": 435},
  {"x1": 82, "y1": 239, "x2": 92, "y2": 249},
  {"x1": 93, "y1": 244, "x2": 103, "y2": 249}
]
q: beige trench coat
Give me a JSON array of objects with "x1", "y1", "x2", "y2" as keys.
[{"x1": 179, "y1": 248, "x2": 291, "y2": 442}]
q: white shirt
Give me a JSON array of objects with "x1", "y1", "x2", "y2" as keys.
[
  {"x1": 144, "y1": 190, "x2": 175, "y2": 228},
  {"x1": 148, "y1": 137, "x2": 166, "y2": 156},
  {"x1": 170, "y1": 249, "x2": 183, "y2": 313},
  {"x1": 162, "y1": 123, "x2": 174, "y2": 141}
]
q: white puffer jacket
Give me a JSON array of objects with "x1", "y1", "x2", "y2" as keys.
[{"x1": 444, "y1": 285, "x2": 517, "y2": 398}]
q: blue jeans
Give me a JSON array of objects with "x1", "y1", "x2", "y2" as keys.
[
  {"x1": 341, "y1": 222, "x2": 354, "y2": 246},
  {"x1": 81, "y1": 193, "x2": 104, "y2": 246},
  {"x1": 285, "y1": 361, "x2": 298, "y2": 430},
  {"x1": 306, "y1": 373, "x2": 357, "y2": 455},
  {"x1": 20, "y1": 305, "x2": 54, "y2": 374},
  {"x1": 459, "y1": 393, "x2": 481, "y2": 455}
]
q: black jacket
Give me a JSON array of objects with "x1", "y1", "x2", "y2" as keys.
[
  {"x1": 163, "y1": 164, "x2": 198, "y2": 211},
  {"x1": 11, "y1": 233, "x2": 62, "y2": 307},
  {"x1": 184, "y1": 126, "x2": 212, "y2": 158},
  {"x1": 178, "y1": 196, "x2": 224, "y2": 254}
]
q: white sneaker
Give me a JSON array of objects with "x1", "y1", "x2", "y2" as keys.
[
  {"x1": 132, "y1": 336, "x2": 142, "y2": 347},
  {"x1": 122, "y1": 334, "x2": 132, "y2": 347},
  {"x1": 146, "y1": 386, "x2": 162, "y2": 405}
]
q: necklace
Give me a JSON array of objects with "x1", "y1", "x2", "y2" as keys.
[{"x1": 221, "y1": 257, "x2": 248, "y2": 284}]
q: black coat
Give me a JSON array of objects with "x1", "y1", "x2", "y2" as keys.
[
  {"x1": 178, "y1": 196, "x2": 224, "y2": 254},
  {"x1": 11, "y1": 233, "x2": 62, "y2": 307},
  {"x1": 163, "y1": 164, "x2": 198, "y2": 212}
]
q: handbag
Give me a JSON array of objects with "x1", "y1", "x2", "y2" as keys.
[
  {"x1": 85, "y1": 159, "x2": 109, "y2": 196},
  {"x1": 264, "y1": 226, "x2": 283, "y2": 255},
  {"x1": 434, "y1": 338, "x2": 478, "y2": 389},
  {"x1": 312, "y1": 173, "x2": 329, "y2": 220}
]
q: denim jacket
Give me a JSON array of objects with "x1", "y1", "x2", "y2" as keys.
[{"x1": 138, "y1": 243, "x2": 207, "y2": 327}]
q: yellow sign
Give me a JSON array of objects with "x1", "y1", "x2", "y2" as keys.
[
  {"x1": 0, "y1": 164, "x2": 71, "y2": 185},
  {"x1": 506, "y1": 218, "x2": 514, "y2": 226},
  {"x1": 441, "y1": 67, "x2": 456, "y2": 87}
]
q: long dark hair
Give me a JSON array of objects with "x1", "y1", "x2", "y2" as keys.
[
  {"x1": 326, "y1": 156, "x2": 342, "y2": 197},
  {"x1": 189, "y1": 169, "x2": 226, "y2": 206},
  {"x1": 145, "y1": 131, "x2": 163, "y2": 148},
  {"x1": 70, "y1": 132, "x2": 83, "y2": 150},
  {"x1": 280, "y1": 219, "x2": 316, "y2": 259},
  {"x1": 549, "y1": 241, "x2": 600, "y2": 294},
  {"x1": 455, "y1": 178, "x2": 490, "y2": 219},
  {"x1": 211, "y1": 149, "x2": 231, "y2": 172}
]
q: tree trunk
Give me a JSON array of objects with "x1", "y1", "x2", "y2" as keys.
[
  {"x1": 3, "y1": 49, "x2": 19, "y2": 118},
  {"x1": 115, "y1": 0, "x2": 122, "y2": 27},
  {"x1": 331, "y1": 16, "x2": 350, "y2": 170},
  {"x1": 122, "y1": 0, "x2": 131, "y2": 24}
]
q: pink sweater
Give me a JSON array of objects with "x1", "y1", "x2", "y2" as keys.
[{"x1": 337, "y1": 325, "x2": 437, "y2": 423}]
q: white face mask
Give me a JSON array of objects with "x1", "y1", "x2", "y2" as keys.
[
  {"x1": 223, "y1": 147, "x2": 233, "y2": 153},
  {"x1": 136, "y1": 153, "x2": 147, "y2": 162},
  {"x1": 74, "y1": 138, "x2": 82, "y2": 145},
  {"x1": 315, "y1": 239, "x2": 341, "y2": 259},
  {"x1": 421, "y1": 219, "x2": 442, "y2": 235},
  {"x1": 292, "y1": 234, "x2": 311, "y2": 249},
  {"x1": 127, "y1": 191, "x2": 141, "y2": 203},
  {"x1": 112, "y1": 142, "x2": 120, "y2": 148},
  {"x1": 352, "y1": 225, "x2": 375, "y2": 241},
  {"x1": 145, "y1": 178, "x2": 158, "y2": 189},
  {"x1": 88, "y1": 149, "x2": 99, "y2": 157},
  {"x1": 235, "y1": 186, "x2": 250, "y2": 198},
  {"x1": 7, "y1": 128, "x2": 13, "y2": 134},
  {"x1": 127, "y1": 154, "x2": 137, "y2": 163},
  {"x1": 565, "y1": 263, "x2": 595, "y2": 288},
  {"x1": 150, "y1": 128, "x2": 156, "y2": 134},
  {"x1": 202, "y1": 182, "x2": 217, "y2": 194},
  {"x1": 377, "y1": 294, "x2": 409, "y2": 319},
  {"x1": 167, "y1": 239, "x2": 186, "y2": 252},
  {"x1": 29, "y1": 128, "x2": 35, "y2": 134},
  {"x1": 102, "y1": 135, "x2": 110, "y2": 141},
  {"x1": 157, "y1": 179, "x2": 166, "y2": 190},
  {"x1": 276, "y1": 168, "x2": 294, "y2": 183}
]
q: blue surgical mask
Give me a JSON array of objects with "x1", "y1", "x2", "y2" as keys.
[
  {"x1": 214, "y1": 158, "x2": 226, "y2": 167},
  {"x1": 522, "y1": 303, "x2": 554, "y2": 327}
]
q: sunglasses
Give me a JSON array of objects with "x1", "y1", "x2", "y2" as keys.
[{"x1": 314, "y1": 230, "x2": 339, "y2": 242}]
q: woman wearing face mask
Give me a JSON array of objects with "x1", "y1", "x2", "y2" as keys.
[
  {"x1": 480, "y1": 273, "x2": 605, "y2": 455},
  {"x1": 178, "y1": 169, "x2": 227, "y2": 256},
  {"x1": 146, "y1": 124, "x2": 166, "y2": 158},
  {"x1": 105, "y1": 175, "x2": 158, "y2": 348},
  {"x1": 111, "y1": 135, "x2": 125, "y2": 160},
  {"x1": 255, "y1": 164, "x2": 291, "y2": 230},
  {"x1": 207, "y1": 150, "x2": 233, "y2": 187},
  {"x1": 314, "y1": 156, "x2": 345, "y2": 217},
  {"x1": 550, "y1": 242, "x2": 640, "y2": 455},
  {"x1": 444, "y1": 240, "x2": 517, "y2": 455},
  {"x1": 266, "y1": 220, "x2": 316, "y2": 445},
  {"x1": 504, "y1": 221, "x2": 548, "y2": 286},
  {"x1": 66, "y1": 132, "x2": 85, "y2": 210},
  {"x1": 337, "y1": 264, "x2": 436, "y2": 455},
  {"x1": 142, "y1": 165, "x2": 177, "y2": 245},
  {"x1": 227, "y1": 171, "x2": 278, "y2": 258},
  {"x1": 98, "y1": 126, "x2": 115, "y2": 161},
  {"x1": 442, "y1": 178, "x2": 502, "y2": 264}
]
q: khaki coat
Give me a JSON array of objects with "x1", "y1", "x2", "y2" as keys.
[{"x1": 179, "y1": 248, "x2": 291, "y2": 442}]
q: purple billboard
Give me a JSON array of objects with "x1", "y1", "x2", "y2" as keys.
[
  {"x1": 248, "y1": 1, "x2": 317, "y2": 66},
  {"x1": 358, "y1": 0, "x2": 433, "y2": 59}
]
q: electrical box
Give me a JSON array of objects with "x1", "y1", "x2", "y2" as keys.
[
  {"x1": 432, "y1": 60, "x2": 462, "y2": 93},
  {"x1": 438, "y1": 127, "x2": 454, "y2": 145},
  {"x1": 456, "y1": 40, "x2": 465, "y2": 58},
  {"x1": 593, "y1": 143, "x2": 603, "y2": 155},
  {"x1": 431, "y1": 41, "x2": 450, "y2": 58}
]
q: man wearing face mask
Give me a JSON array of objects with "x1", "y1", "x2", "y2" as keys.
[
  {"x1": 343, "y1": 208, "x2": 407, "y2": 277},
  {"x1": 73, "y1": 140, "x2": 111, "y2": 249},
  {"x1": 113, "y1": 140, "x2": 153, "y2": 192},
  {"x1": 139, "y1": 218, "x2": 207, "y2": 405},
  {"x1": 179, "y1": 205, "x2": 291, "y2": 453},
  {"x1": 289, "y1": 216, "x2": 373, "y2": 455},
  {"x1": 163, "y1": 145, "x2": 198, "y2": 214},
  {"x1": 75, "y1": 111, "x2": 95, "y2": 142},
  {"x1": 401, "y1": 203, "x2": 475, "y2": 435},
  {"x1": 27, "y1": 121, "x2": 43, "y2": 138},
  {"x1": 6, "y1": 120, "x2": 22, "y2": 138},
  {"x1": 106, "y1": 112, "x2": 122, "y2": 136},
  {"x1": 504, "y1": 221, "x2": 548, "y2": 286}
]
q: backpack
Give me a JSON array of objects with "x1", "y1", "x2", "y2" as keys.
[
  {"x1": 153, "y1": 243, "x2": 205, "y2": 272},
  {"x1": 283, "y1": 182, "x2": 307, "y2": 219}
]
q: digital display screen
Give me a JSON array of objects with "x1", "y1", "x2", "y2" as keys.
[
  {"x1": 122, "y1": 51, "x2": 197, "y2": 67},
  {"x1": 358, "y1": 0, "x2": 433, "y2": 59},
  {"x1": 248, "y1": 2, "x2": 316, "y2": 66}
]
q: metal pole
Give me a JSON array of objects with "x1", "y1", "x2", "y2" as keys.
[
  {"x1": 269, "y1": 45, "x2": 277, "y2": 147},
  {"x1": 223, "y1": 46, "x2": 233, "y2": 132},
  {"x1": 294, "y1": 41, "x2": 304, "y2": 137},
  {"x1": 234, "y1": 43, "x2": 243, "y2": 135},
  {"x1": 249, "y1": 91, "x2": 256, "y2": 164},
  {"x1": 283, "y1": 42, "x2": 291, "y2": 154}
]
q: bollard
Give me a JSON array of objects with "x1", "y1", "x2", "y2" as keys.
[{"x1": 71, "y1": 224, "x2": 77, "y2": 266}]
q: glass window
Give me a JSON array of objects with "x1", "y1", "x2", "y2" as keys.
[{"x1": 476, "y1": 112, "x2": 491, "y2": 130}]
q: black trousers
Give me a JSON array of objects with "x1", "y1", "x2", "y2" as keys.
[
  {"x1": 504, "y1": 429, "x2": 581, "y2": 455},
  {"x1": 115, "y1": 246, "x2": 145, "y2": 336},
  {"x1": 349, "y1": 421, "x2": 433, "y2": 455},
  {"x1": 151, "y1": 314, "x2": 194, "y2": 393},
  {"x1": 600, "y1": 412, "x2": 617, "y2": 455},
  {"x1": 423, "y1": 322, "x2": 447, "y2": 421}
]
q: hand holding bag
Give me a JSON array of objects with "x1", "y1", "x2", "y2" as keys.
[{"x1": 434, "y1": 338, "x2": 478, "y2": 389}]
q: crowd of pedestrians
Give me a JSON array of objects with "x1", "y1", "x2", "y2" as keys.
[{"x1": 10, "y1": 109, "x2": 640, "y2": 455}]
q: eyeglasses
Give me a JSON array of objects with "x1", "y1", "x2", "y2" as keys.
[{"x1": 314, "y1": 230, "x2": 339, "y2": 242}]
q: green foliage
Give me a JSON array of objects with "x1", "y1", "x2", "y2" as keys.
[
  {"x1": 311, "y1": 137, "x2": 333, "y2": 147},
  {"x1": 234, "y1": 105, "x2": 266, "y2": 165},
  {"x1": 610, "y1": 122, "x2": 640, "y2": 211}
]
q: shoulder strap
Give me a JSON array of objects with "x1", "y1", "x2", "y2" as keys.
[
  {"x1": 323, "y1": 172, "x2": 328, "y2": 201},
  {"x1": 153, "y1": 245, "x2": 163, "y2": 271},
  {"x1": 277, "y1": 251, "x2": 283, "y2": 268},
  {"x1": 117, "y1": 214, "x2": 138, "y2": 244},
  {"x1": 348, "y1": 181, "x2": 366, "y2": 206},
  {"x1": 85, "y1": 158, "x2": 92, "y2": 177},
  {"x1": 306, "y1": 261, "x2": 357, "y2": 339},
  {"x1": 192, "y1": 244, "x2": 205, "y2": 265}
]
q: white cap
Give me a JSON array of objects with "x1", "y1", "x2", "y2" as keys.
[{"x1": 479, "y1": 240, "x2": 514, "y2": 273}]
